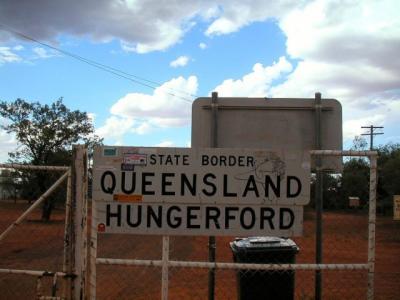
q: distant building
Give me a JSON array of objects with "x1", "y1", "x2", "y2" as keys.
[
  {"x1": 348, "y1": 196, "x2": 360, "y2": 208},
  {"x1": 0, "y1": 170, "x2": 20, "y2": 200}
]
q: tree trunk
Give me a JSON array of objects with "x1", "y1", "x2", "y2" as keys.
[
  {"x1": 37, "y1": 171, "x2": 53, "y2": 222},
  {"x1": 41, "y1": 198, "x2": 54, "y2": 222}
]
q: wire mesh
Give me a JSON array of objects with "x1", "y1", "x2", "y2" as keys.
[
  {"x1": 0, "y1": 200, "x2": 67, "y2": 299},
  {"x1": 92, "y1": 203, "x2": 400, "y2": 300}
]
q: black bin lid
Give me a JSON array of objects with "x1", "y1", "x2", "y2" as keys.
[{"x1": 230, "y1": 236, "x2": 299, "y2": 252}]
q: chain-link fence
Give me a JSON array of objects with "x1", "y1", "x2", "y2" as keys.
[
  {"x1": 90, "y1": 151, "x2": 399, "y2": 299},
  {"x1": 0, "y1": 165, "x2": 70, "y2": 299},
  {"x1": 0, "y1": 201, "x2": 67, "y2": 299},
  {"x1": 92, "y1": 209, "x2": 399, "y2": 299},
  {"x1": 2, "y1": 151, "x2": 399, "y2": 299}
]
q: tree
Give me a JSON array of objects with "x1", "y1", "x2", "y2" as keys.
[
  {"x1": 0, "y1": 98, "x2": 102, "y2": 221},
  {"x1": 377, "y1": 143, "x2": 400, "y2": 214},
  {"x1": 338, "y1": 136, "x2": 369, "y2": 207},
  {"x1": 352, "y1": 135, "x2": 368, "y2": 151},
  {"x1": 309, "y1": 173, "x2": 342, "y2": 209},
  {"x1": 341, "y1": 158, "x2": 370, "y2": 207}
]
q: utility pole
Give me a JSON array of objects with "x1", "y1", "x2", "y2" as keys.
[{"x1": 361, "y1": 125, "x2": 384, "y2": 150}]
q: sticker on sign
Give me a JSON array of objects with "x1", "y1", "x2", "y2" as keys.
[{"x1": 123, "y1": 153, "x2": 147, "y2": 165}]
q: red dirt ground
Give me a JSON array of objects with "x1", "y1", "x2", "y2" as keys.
[{"x1": 1, "y1": 202, "x2": 399, "y2": 299}]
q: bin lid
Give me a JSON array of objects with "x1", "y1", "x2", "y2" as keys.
[{"x1": 230, "y1": 236, "x2": 298, "y2": 251}]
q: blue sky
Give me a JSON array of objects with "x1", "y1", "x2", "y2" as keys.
[{"x1": 0, "y1": 0, "x2": 399, "y2": 162}]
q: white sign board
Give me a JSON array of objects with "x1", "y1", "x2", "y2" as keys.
[{"x1": 93, "y1": 146, "x2": 310, "y2": 236}]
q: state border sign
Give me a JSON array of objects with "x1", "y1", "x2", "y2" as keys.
[{"x1": 93, "y1": 146, "x2": 310, "y2": 236}]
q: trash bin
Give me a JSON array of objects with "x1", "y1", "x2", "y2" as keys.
[{"x1": 230, "y1": 236, "x2": 299, "y2": 300}]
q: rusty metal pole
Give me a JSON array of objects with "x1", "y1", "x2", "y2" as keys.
[
  {"x1": 208, "y1": 91, "x2": 218, "y2": 300},
  {"x1": 314, "y1": 92, "x2": 323, "y2": 300}
]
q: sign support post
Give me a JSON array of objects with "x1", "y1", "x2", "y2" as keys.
[
  {"x1": 161, "y1": 236, "x2": 170, "y2": 300},
  {"x1": 314, "y1": 92, "x2": 323, "y2": 300},
  {"x1": 208, "y1": 91, "x2": 218, "y2": 300}
]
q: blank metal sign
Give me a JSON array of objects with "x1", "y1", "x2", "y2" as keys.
[{"x1": 191, "y1": 97, "x2": 342, "y2": 171}]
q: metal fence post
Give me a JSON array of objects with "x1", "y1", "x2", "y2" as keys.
[
  {"x1": 63, "y1": 169, "x2": 73, "y2": 299},
  {"x1": 367, "y1": 154, "x2": 377, "y2": 299},
  {"x1": 71, "y1": 145, "x2": 88, "y2": 299},
  {"x1": 89, "y1": 197, "x2": 98, "y2": 300}
]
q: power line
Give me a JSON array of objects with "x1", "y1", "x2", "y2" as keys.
[
  {"x1": 0, "y1": 23, "x2": 196, "y2": 103},
  {"x1": 361, "y1": 125, "x2": 384, "y2": 150}
]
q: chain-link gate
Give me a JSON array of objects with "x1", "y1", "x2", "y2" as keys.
[
  {"x1": 0, "y1": 145, "x2": 87, "y2": 300},
  {"x1": 88, "y1": 150, "x2": 397, "y2": 299}
]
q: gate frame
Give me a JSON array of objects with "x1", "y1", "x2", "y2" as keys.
[
  {"x1": 0, "y1": 163, "x2": 73, "y2": 298},
  {"x1": 0, "y1": 144, "x2": 88, "y2": 300},
  {"x1": 89, "y1": 149, "x2": 377, "y2": 300}
]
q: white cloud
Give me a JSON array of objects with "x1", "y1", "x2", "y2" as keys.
[
  {"x1": 213, "y1": 56, "x2": 292, "y2": 97},
  {"x1": 270, "y1": 60, "x2": 399, "y2": 104},
  {"x1": 0, "y1": 120, "x2": 17, "y2": 162},
  {"x1": 203, "y1": 0, "x2": 399, "y2": 144},
  {"x1": 280, "y1": 0, "x2": 400, "y2": 67},
  {"x1": 0, "y1": 47, "x2": 22, "y2": 65},
  {"x1": 133, "y1": 122, "x2": 152, "y2": 135},
  {"x1": 32, "y1": 47, "x2": 60, "y2": 59},
  {"x1": 155, "y1": 140, "x2": 175, "y2": 147},
  {"x1": 1, "y1": 0, "x2": 399, "y2": 145},
  {"x1": 199, "y1": 42, "x2": 207, "y2": 50},
  {"x1": 120, "y1": 23, "x2": 184, "y2": 54},
  {"x1": 170, "y1": 56, "x2": 190, "y2": 68},
  {"x1": 98, "y1": 75, "x2": 198, "y2": 142},
  {"x1": 0, "y1": 0, "x2": 219, "y2": 53},
  {"x1": 343, "y1": 115, "x2": 385, "y2": 141},
  {"x1": 1, "y1": 45, "x2": 60, "y2": 65},
  {"x1": 0, "y1": 1, "x2": 304, "y2": 53},
  {"x1": 268, "y1": 0, "x2": 400, "y2": 143},
  {"x1": 205, "y1": 1, "x2": 303, "y2": 36},
  {"x1": 13, "y1": 45, "x2": 24, "y2": 51},
  {"x1": 111, "y1": 75, "x2": 197, "y2": 124},
  {"x1": 96, "y1": 116, "x2": 135, "y2": 145}
]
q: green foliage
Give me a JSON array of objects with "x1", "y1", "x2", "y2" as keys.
[
  {"x1": 377, "y1": 143, "x2": 400, "y2": 214},
  {"x1": 0, "y1": 98, "x2": 100, "y2": 164},
  {"x1": 0, "y1": 98, "x2": 102, "y2": 220},
  {"x1": 310, "y1": 172, "x2": 342, "y2": 209},
  {"x1": 341, "y1": 158, "x2": 370, "y2": 207},
  {"x1": 322, "y1": 173, "x2": 341, "y2": 209},
  {"x1": 318, "y1": 141, "x2": 400, "y2": 213}
]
